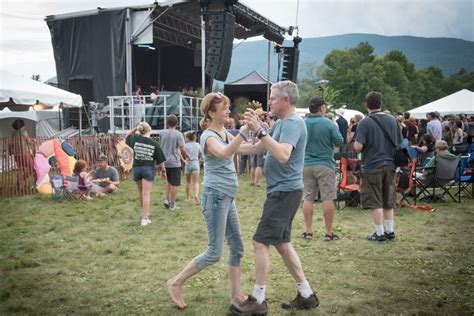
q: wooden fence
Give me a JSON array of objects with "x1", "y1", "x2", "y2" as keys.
[{"x1": 0, "y1": 135, "x2": 122, "y2": 198}]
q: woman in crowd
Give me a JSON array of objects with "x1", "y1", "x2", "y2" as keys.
[
  {"x1": 397, "y1": 115, "x2": 409, "y2": 149},
  {"x1": 167, "y1": 92, "x2": 248, "y2": 309},
  {"x1": 413, "y1": 134, "x2": 436, "y2": 165},
  {"x1": 347, "y1": 114, "x2": 363, "y2": 144},
  {"x1": 126, "y1": 122, "x2": 166, "y2": 226},
  {"x1": 183, "y1": 131, "x2": 201, "y2": 205}
]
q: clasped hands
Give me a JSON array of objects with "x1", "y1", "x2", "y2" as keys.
[{"x1": 240, "y1": 108, "x2": 262, "y2": 134}]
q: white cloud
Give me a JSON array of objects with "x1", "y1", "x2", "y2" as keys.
[{"x1": 0, "y1": 0, "x2": 472, "y2": 80}]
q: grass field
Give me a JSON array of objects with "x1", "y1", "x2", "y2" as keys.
[{"x1": 1, "y1": 175, "x2": 473, "y2": 315}]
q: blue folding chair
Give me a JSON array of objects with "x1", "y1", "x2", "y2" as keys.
[{"x1": 457, "y1": 154, "x2": 474, "y2": 199}]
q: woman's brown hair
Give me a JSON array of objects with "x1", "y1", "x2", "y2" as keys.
[{"x1": 199, "y1": 92, "x2": 230, "y2": 129}]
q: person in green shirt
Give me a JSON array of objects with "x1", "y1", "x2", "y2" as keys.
[{"x1": 302, "y1": 97, "x2": 344, "y2": 241}]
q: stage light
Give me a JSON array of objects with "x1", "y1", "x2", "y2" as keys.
[{"x1": 137, "y1": 44, "x2": 155, "y2": 51}]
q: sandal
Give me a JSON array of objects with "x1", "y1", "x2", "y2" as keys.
[
  {"x1": 301, "y1": 232, "x2": 313, "y2": 240},
  {"x1": 324, "y1": 234, "x2": 340, "y2": 241}
]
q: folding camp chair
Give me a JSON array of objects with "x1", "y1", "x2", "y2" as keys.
[
  {"x1": 456, "y1": 154, "x2": 474, "y2": 199},
  {"x1": 50, "y1": 175, "x2": 65, "y2": 200},
  {"x1": 414, "y1": 154, "x2": 460, "y2": 203},
  {"x1": 64, "y1": 176, "x2": 91, "y2": 200},
  {"x1": 336, "y1": 155, "x2": 361, "y2": 209},
  {"x1": 397, "y1": 158, "x2": 417, "y2": 205}
]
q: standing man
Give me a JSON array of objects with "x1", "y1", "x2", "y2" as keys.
[
  {"x1": 426, "y1": 111, "x2": 442, "y2": 141},
  {"x1": 93, "y1": 154, "x2": 120, "y2": 193},
  {"x1": 335, "y1": 110, "x2": 349, "y2": 144},
  {"x1": 160, "y1": 115, "x2": 188, "y2": 211},
  {"x1": 353, "y1": 91, "x2": 402, "y2": 242},
  {"x1": 302, "y1": 97, "x2": 344, "y2": 241},
  {"x1": 231, "y1": 81, "x2": 319, "y2": 315}
]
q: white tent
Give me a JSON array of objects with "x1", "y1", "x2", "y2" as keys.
[
  {"x1": 408, "y1": 89, "x2": 474, "y2": 119},
  {"x1": 334, "y1": 108, "x2": 365, "y2": 122},
  {"x1": 0, "y1": 108, "x2": 60, "y2": 138},
  {"x1": 0, "y1": 70, "x2": 83, "y2": 111}
]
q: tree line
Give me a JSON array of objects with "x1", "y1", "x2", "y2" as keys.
[{"x1": 298, "y1": 42, "x2": 474, "y2": 113}]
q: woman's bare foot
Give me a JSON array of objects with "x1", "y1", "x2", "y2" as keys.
[
  {"x1": 166, "y1": 278, "x2": 187, "y2": 309},
  {"x1": 194, "y1": 196, "x2": 200, "y2": 205}
]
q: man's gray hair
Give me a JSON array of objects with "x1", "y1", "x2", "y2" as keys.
[{"x1": 272, "y1": 80, "x2": 299, "y2": 105}]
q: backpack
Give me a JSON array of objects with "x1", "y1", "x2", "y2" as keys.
[{"x1": 397, "y1": 167, "x2": 410, "y2": 190}]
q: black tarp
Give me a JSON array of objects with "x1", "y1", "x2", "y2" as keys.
[
  {"x1": 145, "y1": 91, "x2": 196, "y2": 132},
  {"x1": 47, "y1": 10, "x2": 127, "y2": 105}
]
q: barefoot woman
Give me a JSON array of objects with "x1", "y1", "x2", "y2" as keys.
[{"x1": 167, "y1": 92, "x2": 248, "y2": 309}]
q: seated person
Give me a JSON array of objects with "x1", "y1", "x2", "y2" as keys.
[
  {"x1": 73, "y1": 159, "x2": 105, "y2": 199},
  {"x1": 93, "y1": 154, "x2": 120, "y2": 193},
  {"x1": 414, "y1": 140, "x2": 456, "y2": 182},
  {"x1": 412, "y1": 134, "x2": 436, "y2": 166}
]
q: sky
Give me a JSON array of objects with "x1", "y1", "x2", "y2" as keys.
[{"x1": 0, "y1": 0, "x2": 472, "y2": 81}]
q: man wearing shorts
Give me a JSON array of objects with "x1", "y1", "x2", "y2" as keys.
[
  {"x1": 231, "y1": 81, "x2": 319, "y2": 315},
  {"x1": 302, "y1": 97, "x2": 344, "y2": 241},
  {"x1": 159, "y1": 115, "x2": 188, "y2": 211},
  {"x1": 354, "y1": 91, "x2": 402, "y2": 242}
]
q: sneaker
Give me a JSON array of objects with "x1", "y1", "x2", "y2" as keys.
[
  {"x1": 141, "y1": 218, "x2": 150, "y2": 226},
  {"x1": 385, "y1": 231, "x2": 396, "y2": 240},
  {"x1": 281, "y1": 292, "x2": 320, "y2": 310},
  {"x1": 85, "y1": 195, "x2": 93, "y2": 200},
  {"x1": 367, "y1": 232, "x2": 386, "y2": 242},
  {"x1": 323, "y1": 233, "x2": 340, "y2": 241},
  {"x1": 169, "y1": 204, "x2": 180, "y2": 211},
  {"x1": 163, "y1": 197, "x2": 170, "y2": 209},
  {"x1": 230, "y1": 295, "x2": 267, "y2": 315}
]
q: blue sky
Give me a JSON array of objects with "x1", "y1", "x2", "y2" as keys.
[{"x1": 0, "y1": 0, "x2": 472, "y2": 81}]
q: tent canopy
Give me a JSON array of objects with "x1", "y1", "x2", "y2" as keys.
[
  {"x1": 0, "y1": 70, "x2": 83, "y2": 111},
  {"x1": 224, "y1": 71, "x2": 272, "y2": 111},
  {"x1": 224, "y1": 71, "x2": 272, "y2": 93},
  {"x1": 408, "y1": 89, "x2": 474, "y2": 119}
]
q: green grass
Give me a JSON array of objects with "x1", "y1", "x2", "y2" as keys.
[{"x1": 1, "y1": 175, "x2": 473, "y2": 315}]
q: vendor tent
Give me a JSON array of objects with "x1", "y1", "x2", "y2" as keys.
[
  {"x1": 408, "y1": 89, "x2": 474, "y2": 119},
  {"x1": 0, "y1": 108, "x2": 61, "y2": 138},
  {"x1": 0, "y1": 70, "x2": 83, "y2": 111},
  {"x1": 224, "y1": 71, "x2": 272, "y2": 111}
]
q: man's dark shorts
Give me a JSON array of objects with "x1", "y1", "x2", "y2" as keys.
[
  {"x1": 360, "y1": 165, "x2": 396, "y2": 209},
  {"x1": 253, "y1": 190, "x2": 302, "y2": 245},
  {"x1": 133, "y1": 166, "x2": 155, "y2": 182},
  {"x1": 166, "y1": 167, "x2": 182, "y2": 186}
]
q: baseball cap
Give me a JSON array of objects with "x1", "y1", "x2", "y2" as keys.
[
  {"x1": 434, "y1": 140, "x2": 448, "y2": 149},
  {"x1": 98, "y1": 154, "x2": 108, "y2": 161}
]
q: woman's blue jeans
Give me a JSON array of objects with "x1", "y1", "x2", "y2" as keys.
[{"x1": 193, "y1": 188, "x2": 244, "y2": 270}]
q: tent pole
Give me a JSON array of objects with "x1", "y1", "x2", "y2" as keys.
[
  {"x1": 126, "y1": 8, "x2": 133, "y2": 97},
  {"x1": 267, "y1": 41, "x2": 271, "y2": 108},
  {"x1": 79, "y1": 106, "x2": 82, "y2": 137},
  {"x1": 200, "y1": 13, "x2": 206, "y2": 95}
]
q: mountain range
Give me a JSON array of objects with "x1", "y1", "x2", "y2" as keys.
[{"x1": 223, "y1": 33, "x2": 474, "y2": 83}]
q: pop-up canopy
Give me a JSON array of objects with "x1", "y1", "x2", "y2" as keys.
[{"x1": 0, "y1": 70, "x2": 83, "y2": 111}]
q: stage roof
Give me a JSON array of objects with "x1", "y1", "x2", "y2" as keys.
[{"x1": 45, "y1": 0, "x2": 288, "y2": 47}]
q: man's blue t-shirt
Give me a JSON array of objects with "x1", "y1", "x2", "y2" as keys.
[{"x1": 263, "y1": 112, "x2": 307, "y2": 193}]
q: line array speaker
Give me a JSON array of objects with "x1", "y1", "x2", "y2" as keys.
[{"x1": 205, "y1": 12, "x2": 234, "y2": 81}]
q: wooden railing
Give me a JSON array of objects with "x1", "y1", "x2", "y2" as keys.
[{"x1": 0, "y1": 135, "x2": 122, "y2": 198}]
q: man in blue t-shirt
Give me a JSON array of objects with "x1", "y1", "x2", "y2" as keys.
[{"x1": 231, "y1": 81, "x2": 319, "y2": 315}]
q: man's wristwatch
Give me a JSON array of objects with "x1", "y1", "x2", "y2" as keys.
[{"x1": 257, "y1": 129, "x2": 268, "y2": 139}]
